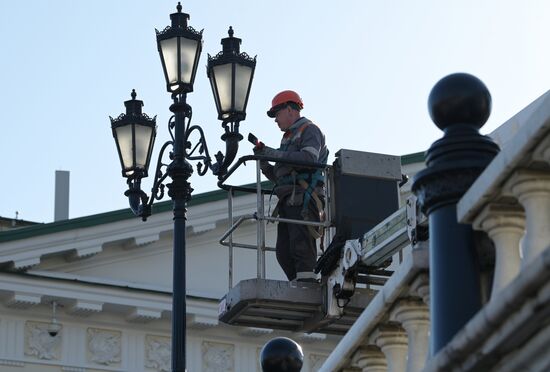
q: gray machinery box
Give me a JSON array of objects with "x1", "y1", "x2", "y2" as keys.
[{"x1": 332, "y1": 149, "x2": 401, "y2": 240}]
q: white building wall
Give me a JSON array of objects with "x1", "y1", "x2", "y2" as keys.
[
  {"x1": 0, "y1": 191, "x2": 343, "y2": 371},
  {"x1": 0, "y1": 303, "x2": 337, "y2": 372}
]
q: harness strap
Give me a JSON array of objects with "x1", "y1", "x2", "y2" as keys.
[{"x1": 297, "y1": 178, "x2": 326, "y2": 244}]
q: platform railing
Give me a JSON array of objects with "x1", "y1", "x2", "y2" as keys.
[
  {"x1": 217, "y1": 149, "x2": 436, "y2": 338},
  {"x1": 217, "y1": 155, "x2": 333, "y2": 288}
]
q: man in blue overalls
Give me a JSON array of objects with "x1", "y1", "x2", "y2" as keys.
[{"x1": 254, "y1": 90, "x2": 329, "y2": 282}]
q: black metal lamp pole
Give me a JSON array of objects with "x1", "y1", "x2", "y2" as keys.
[
  {"x1": 111, "y1": 4, "x2": 255, "y2": 371},
  {"x1": 166, "y1": 95, "x2": 194, "y2": 371}
]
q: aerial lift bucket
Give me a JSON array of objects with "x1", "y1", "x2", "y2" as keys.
[{"x1": 216, "y1": 150, "x2": 402, "y2": 334}]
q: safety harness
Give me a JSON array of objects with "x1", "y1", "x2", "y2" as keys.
[{"x1": 273, "y1": 122, "x2": 328, "y2": 243}]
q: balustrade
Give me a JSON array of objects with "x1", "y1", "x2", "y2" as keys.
[{"x1": 322, "y1": 82, "x2": 550, "y2": 372}]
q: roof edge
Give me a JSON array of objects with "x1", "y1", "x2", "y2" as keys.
[
  {"x1": 0, "y1": 181, "x2": 270, "y2": 243},
  {"x1": 0, "y1": 152, "x2": 425, "y2": 243},
  {"x1": 401, "y1": 151, "x2": 426, "y2": 165}
]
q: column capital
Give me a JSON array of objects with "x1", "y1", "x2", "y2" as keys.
[
  {"x1": 351, "y1": 345, "x2": 387, "y2": 372},
  {"x1": 503, "y1": 169, "x2": 550, "y2": 266},
  {"x1": 504, "y1": 169, "x2": 550, "y2": 198},
  {"x1": 409, "y1": 273, "x2": 430, "y2": 305},
  {"x1": 472, "y1": 203, "x2": 525, "y2": 235},
  {"x1": 391, "y1": 299, "x2": 430, "y2": 372},
  {"x1": 472, "y1": 202, "x2": 524, "y2": 296},
  {"x1": 391, "y1": 299, "x2": 429, "y2": 325},
  {"x1": 373, "y1": 323, "x2": 408, "y2": 372},
  {"x1": 373, "y1": 323, "x2": 408, "y2": 346}
]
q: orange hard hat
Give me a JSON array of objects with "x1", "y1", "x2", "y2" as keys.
[{"x1": 267, "y1": 90, "x2": 304, "y2": 117}]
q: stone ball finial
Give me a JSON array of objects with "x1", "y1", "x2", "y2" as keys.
[
  {"x1": 428, "y1": 73, "x2": 491, "y2": 131},
  {"x1": 260, "y1": 337, "x2": 303, "y2": 372}
]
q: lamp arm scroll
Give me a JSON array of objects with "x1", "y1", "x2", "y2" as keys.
[
  {"x1": 212, "y1": 125, "x2": 242, "y2": 177},
  {"x1": 149, "y1": 140, "x2": 174, "y2": 201},
  {"x1": 182, "y1": 116, "x2": 242, "y2": 178},
  {"x1": 184, "y1": 123, "x2": 212, "y2": 176},
  {"x1": 125, "y1": 138, "x2": 173, "y2": 221},
  {"x1": 125, "y1": 178, "x2": 150, "y2": 221}
]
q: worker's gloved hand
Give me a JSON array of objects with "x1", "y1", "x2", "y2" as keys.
[
  {"x1": 253, "y1": 142, "x2": 265, "y2": 154},
  {"x1": 257, "y1": 146, "x2": 284, "y2": 159}
]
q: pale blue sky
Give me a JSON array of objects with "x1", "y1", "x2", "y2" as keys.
[{"x1": 1, "y1": 0, "x2": 549, "y2": 223}]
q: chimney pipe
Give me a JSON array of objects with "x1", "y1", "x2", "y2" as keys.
[{"x1": 54, "y1": 170, "x2": 70, "y2": 221}]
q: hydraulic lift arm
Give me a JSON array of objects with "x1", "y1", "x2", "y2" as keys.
[{"x1": 319, "y1": 195, "x2": 428, "y2": 321}]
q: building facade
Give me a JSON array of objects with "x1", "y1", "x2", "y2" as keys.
[
  {"x1": 0, "y1": 188, "x2": 343, "y2": 372},
  {"x1": 0, "y1": 148, "x2": 425, "y2": 372}
]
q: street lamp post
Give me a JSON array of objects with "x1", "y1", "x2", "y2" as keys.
[{"x1": 110, "y1": 3, "x2": 256, "y2": 371}]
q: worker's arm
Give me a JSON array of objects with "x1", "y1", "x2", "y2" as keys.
[
  {"x1": 253, "y1": 143, "x2": 277, "y2": 181},
  {"x1": 259, "y1": 161, "x2": 276, "y2": 181},
  {"x1": 259, "y1": 125, "x2": 324, "y2": 164}
]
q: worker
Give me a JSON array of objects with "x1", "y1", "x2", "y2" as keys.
[{"x1": 253, "y1": 90, "x2": 329, "y2": 282}]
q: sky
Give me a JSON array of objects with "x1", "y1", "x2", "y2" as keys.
[{"x1": 1, "y1": 0, "x2": 549, "y2": 223}]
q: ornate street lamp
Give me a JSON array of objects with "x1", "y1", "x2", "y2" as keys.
[
  {"x1": 156, "y1": 2, "x2": 202, "y2": 95},
  {"x1": 207, "y1": 26, "x2": 256, "y2": 123},
  {"x1": 110, "y1": 3, "x2": 255, "y2": 371},
  {"x1": 110, "y1": 90, "x2": 157, "y2": 179},
  {"x1": 207, "y1": 26, "x2": 256, "y2": 175}
]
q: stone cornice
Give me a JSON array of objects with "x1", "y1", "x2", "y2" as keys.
[
  {"x1": 0, "y1": 193, "x2": 268, "y2": 270},
  {"x1": 0, "y1": 181, "x2": 274, "y2": 243},
  {"x1": 0, "y1": 272, "x2": 219, "y2": 323}
]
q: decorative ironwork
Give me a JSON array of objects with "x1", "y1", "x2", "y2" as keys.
[
  {"x1": 155, "y1": 25, "x2": 203, "y2": 38},
  {"x1": 207, "y1": 51, "x2": 256, "y2": 64},
  {"x1": 111, "y1": 6, "x2": 256, "y2": 370},
  {"x1": 109, "y1": 112, "x2": 156, "y2": 124},
  {"x1": 122, "y1": 93, "x2": 234, "y2": 220}
]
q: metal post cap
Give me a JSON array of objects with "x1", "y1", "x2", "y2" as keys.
[
  {"x1": 412, "y1": 72, "x2": 499, "y2": 214},
  {"x1": 260, "y1": 337, "x2": 303, "y2": 372},
  {"x1": 124, "y1": 89, "x2": 143, "y2": 115},
  {"x1": 221, "y1": 26, "x2": 241, "y2": 54},
  {"x1": 428, "y1": 73, "x2": 491, "y2": 131}
]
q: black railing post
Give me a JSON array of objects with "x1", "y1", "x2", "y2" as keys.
[{"x1": 412, "y1": 73, "x2": 500, "y2": 354}]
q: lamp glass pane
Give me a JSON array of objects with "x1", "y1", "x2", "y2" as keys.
[
  {"x1": 209, "y1": 72, "x2": 221, "y2": 113},
  {"x1": 134, "y1": 124, "x2": 154, "y2": 169},
  {"x1": 179, "y1": 37, "x2": 199, "y2": 84},
  {"x1": 160, "y1": 38, "x2": 179, "y2": 89},
  {"x1": 114, "y1": 125, "x2": 134, "y2": 170},
  {"x1": 213, "y1": 63, "x2": 233, "y2": 111},
  {"x1": 234, "y1": 64, "x2": 253, "y2": 112}
]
